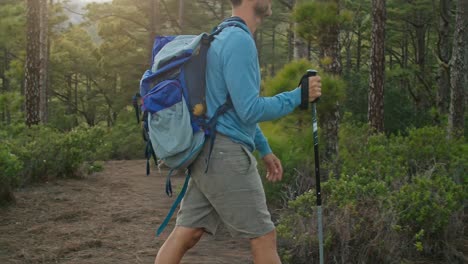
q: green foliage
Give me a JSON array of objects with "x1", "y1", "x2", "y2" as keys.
[
  {"x1": 339, "y1": 121, "x2": 408, "y2": 184},
  {"x1": 259, "y1": 120, "x2": 317, "y2": 203},
  {"x1": 0, "y1": 144, "x2": 22, "y2": 205},
  {"x1": 104, "y1": 106, "x2": 146, "y2": 160},
  {"x1": 384, "y1": 66, "x2": 434, "y2": 133},
  {"x1": 1, "y1": 124, "x2": 109, "y2": 184},
  {"x1": 293, "y1": 1, "x2": 352, "y2": 42},
  {"x1": 0, "y1": 91, "x2": 23, "y2": 124},
  {"x1": 263, "y1": 60, "x2": 346, "y2": 124},
  {"x1": 0, "y1": 104, "x2": 146, "y2": 204},
  {"x1": 318, "y1": 74, "x2": 346, "y2": 111},
  {"x1": 0, "y1": 1, "x2": 25, "y2": 50},
  {"x1": 395, "y1": 174, "x2": 465, "y2": 234},
  {"x1": 263, "y1": 59, "x2": 314, "y2": 96},
  {"x1": 0, "y1": 1, "x2": 465, "y2": 262},
  {"x1": 277, "y1": 124, "x2": 467, "y2": 263},
  {"x1": 404, "y1": 127, "x2": 467, "y2": 177}
]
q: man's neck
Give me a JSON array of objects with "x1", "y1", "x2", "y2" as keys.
[{"x1": 232, "y1": 9, "x2": 261, "y2": 34}]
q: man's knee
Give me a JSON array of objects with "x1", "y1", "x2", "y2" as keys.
[
  {"x1": 187, "y1": 228, "x2": 204, "y2": 249},
  {"x1": 176, "y1": 226, "x2": 204, "y2": 250}
]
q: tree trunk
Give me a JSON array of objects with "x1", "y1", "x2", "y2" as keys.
[
  {"x1": 1, "y1": 48, "x2": 11, "y2": 124},
  {"x1": 317, "y1": 0, "x2": 342, "y2": 160},
  {"x1": 356, "y1": 29, "x2": 362, "y2": 72},
  {"x1": 39, "y1": 0, "x2": 49, "y2": 123},
  {"x1": 466, "y1": 37, "x2": 468, "y2": 108},
  {"x1": 25, "y1": 0, "x2": 41, "y2": 126},
  {"x1": 448, "y1": 0, "x2": 467, "y2": 138},
  {"x1": 178, "y1": 0, "x2": 184, "y2": 28},
  {"x1": 322, "y1": 27, "x2": 342, "y2": 75},
  {"x1": 74, "y1": 74, "x2": 78, "y2": 116},
  {"x1": 66, "y1": 75, "x2": 72, "y2": 114},
  {"x1": 437, "y1": 0, "x2": 452, "y2": 118},
  {"x1": 368, "y1": 0, "x2": 386, "y2": 133},
  {"x1": 344, "y1": 32, "x2": 352, "y2": 77},
  {"x1": 401, "y1": 30, "x2": 415, "y2": 104},
  {"x1": 148, "y1": 0, "x2": 159, "y2": 64},
  {"x1": 414, "y1": 24, "x2": 427, "y2": 73},
  {"x1": 279, "y1": 0, "x2": 295, "y2": 61},
  {"x1": 257, "y1": 29, "x2": 263, "y2": 66},
  {"x1": 86, "y1": 76, "x2": 97, "y2": 127},
  {"x1": 288, "y1": 22, "x2": 294, "y2": 62},
  {"x1": 293, "y1": 24, "x2": 308, "y2": 60},
  {"x1": 221, "y1": 0, "x2": 225, "y2": 18},
  {"x1": 271, "y1": 26, "x2": 276, "y2": 76}
]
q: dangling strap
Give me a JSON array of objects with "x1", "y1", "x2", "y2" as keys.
[
  {"x1": 145, "y1": 139, "x2": 158, "y2": 176},
  {"x1": 165, "y1": 169, "x2": 175, "y2": 197},
  {"x1": 157, "y1": 169, "x2": 191, "y2": 236},
  {"x1": 150, "y1": 143, "x2": 158, "y2": 169},
  {"x1": 132, "y1": 93, "x2": 141, "y2": 124},
  {"x1": 204, "y1": 96, "x2": 233, "y2": 173},
  {"x1": 145, "y1": 141, "x2": 152, "y2": 176}
]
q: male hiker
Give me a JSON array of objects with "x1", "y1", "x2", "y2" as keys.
[{"x1": 154, "y1": 0, "x2": 322, "y2": 263}]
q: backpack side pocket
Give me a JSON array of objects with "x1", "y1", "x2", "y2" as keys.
[{"x1": 145, "y1": 80, "x2": 193, "y2": 159}]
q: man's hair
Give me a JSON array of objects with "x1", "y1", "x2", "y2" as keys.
[{"x1": 230, "y1": 0, "x2": 242, "y2": 7}]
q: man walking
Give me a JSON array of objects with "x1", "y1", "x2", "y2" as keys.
[{"x1": 155, "y1": 1, "x2": 322, "y2": 263}]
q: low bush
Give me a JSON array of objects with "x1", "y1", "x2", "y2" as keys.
[{"x1": 275, "y1": 124, "x2": 467, "y2": 263}]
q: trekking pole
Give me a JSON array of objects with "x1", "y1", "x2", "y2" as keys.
[{"x1": 299, "y1": 69, "x2": 324, "y2": 264}]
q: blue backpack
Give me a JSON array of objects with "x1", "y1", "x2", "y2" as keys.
[{"x1": 138, "y1": 17, "x2": 247, "y2": 235}]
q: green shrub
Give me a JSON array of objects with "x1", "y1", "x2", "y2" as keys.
[
  {"x1": 0, "y1": 123, "x2": 113, "y2": 204},
  {"x1": 0, "y1": 146, "x2": 22, "y2": 205},
  {"x1": 339, "y1": 121, "x2": 408, "y2": 185},
  {"x1": 395, "y1": 173, "x2": 466, "y2": 238},
  {"x1": 259, "y1": 119, "x2": 318, "y2": 205},
  {"x1": 5, "y1": 125, "x2": 63, "y2": 182},
  {"x1": 55, "y1": 125, "x2": 110, "y2": 177},
  {"x1": 276, "y1": 125, "x2": 467, "y2": 263},
  {"x1": 103, "y1": 106, "x2": 146, "y2": 160},
  {"x1": 404, "y1": 126, "x2": 467, "y2": 181},
  {"x1": 2, "y1": 124, "x2": 108, "y2": 184}
]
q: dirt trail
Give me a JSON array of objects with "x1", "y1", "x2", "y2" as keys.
[{"x1": 0, "y1": 160, "x2": 252, "y2": 264}]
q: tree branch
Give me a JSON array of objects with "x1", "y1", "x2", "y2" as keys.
[
  {"x1": 160, "y1": 0, "x2": 182, "y2": 33},
  {"x1": 197, "y1": 0, "x2": 222, "y2": 20},
  {"x1": 277, "y1": 0, "x2": 293, "y2": 10},
  {"x1": 90, "y1": 14, "x2": 149, "y2": 30}
]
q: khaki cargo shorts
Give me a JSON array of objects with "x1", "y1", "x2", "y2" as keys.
[{"x1": 176, "y1": 134, "x2": 275, "y2": 238}]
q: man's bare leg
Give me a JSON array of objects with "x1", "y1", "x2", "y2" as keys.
[
  {"x1": 154, "y1": 226, "x2": 204, "y2": 264},
  {"x1": 250, "y1": 229, "x2": 282, "y2": 264}
]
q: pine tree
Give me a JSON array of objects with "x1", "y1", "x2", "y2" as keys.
[
  {"x1": 25, "y1": 0, "x2": 41, "y2": 126},
  {"x1": 39, "y1": 0, "x2": 49, "y2": 123},
  {"x1": 368, "y1": 0, "x2": 386, "y2": 133},
  {"x1": 436, "y1": 0, "x2": 452, "y2": 118},
  {"x1": 448, "y1": 0, "x2": 466, "y2": 138}
]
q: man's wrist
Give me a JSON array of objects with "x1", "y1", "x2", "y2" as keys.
[{"x1": 259, "y1": 148, "x2": 273, "y2": 159}]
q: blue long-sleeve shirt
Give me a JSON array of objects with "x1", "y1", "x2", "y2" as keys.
[{"x1": 206, "y1": 20, "x2": 302, "y2": 157}]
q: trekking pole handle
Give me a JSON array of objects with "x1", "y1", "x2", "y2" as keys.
[{"x1": 300, "y1": 69, "x2": 319, "y2": 110}]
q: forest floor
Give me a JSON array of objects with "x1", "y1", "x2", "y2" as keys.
[{"x1": 0, "y1": 160, "x2": 252, "y2": 264}]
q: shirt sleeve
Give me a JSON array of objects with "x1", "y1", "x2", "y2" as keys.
[
  {"x1": 254, "y1": 125, "x2": 273, "y2": 158},
  {"x1": 222, "y1": 31, "x2": 302, "y2": 125}
]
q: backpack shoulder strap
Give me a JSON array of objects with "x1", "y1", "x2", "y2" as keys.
[{"x1": 202, "y1": 18, "x2": 248, "y2": 171}]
